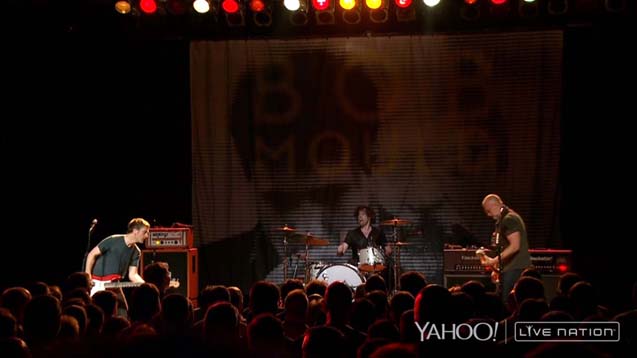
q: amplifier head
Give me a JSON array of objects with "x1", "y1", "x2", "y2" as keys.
[{"x1": 146, "y1": 227, "x2": 193, "y2": 249}]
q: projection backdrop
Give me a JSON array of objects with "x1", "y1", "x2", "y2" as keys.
[{"x1": 190, "y1": 31, "x2": 562, "y2": 290}]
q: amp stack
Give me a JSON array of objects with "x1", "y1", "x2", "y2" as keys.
[
  {"x1": 443, "y1": 247, "x2": 572, "y2": 301},
  {"x1": 141, "y1": 227, "x2": 199, "y2": 305}
]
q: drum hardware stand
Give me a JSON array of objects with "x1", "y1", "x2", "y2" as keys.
[
  {"x1": 292, "y1": 254, "x2": 300, "y2": 279},
  {"x1": 391, "y1": 222, "x2": 400, "y2": 295},
  {"x1": 283, "y1": 230, "x2": 290, "y2": 281},
  {"x1": 392, "y1": 244, "x2": 402, "y2": 295},
  {"x1": 303, "y1": 233, "x2": 311, "y2": 283}
]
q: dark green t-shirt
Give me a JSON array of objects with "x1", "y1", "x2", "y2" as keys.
[
  {"x1": 92, "y1": 235, "x2": 141, "y2": 280},
  {"x1": 500, "y1": 210, "x2": 531, "y2": 272}
]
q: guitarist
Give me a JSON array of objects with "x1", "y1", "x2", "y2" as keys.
[
  {"x1": 85, "y1": 217, "x2": 150, "y2": 316},
  {"x1": 481, "y1": 194, "x2": 531, "y2": 302}
]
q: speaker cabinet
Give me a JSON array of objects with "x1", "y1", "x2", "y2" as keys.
[
  {"x1": 540, "y1": 274, "x2": 560, "y2": 302},
  {"x1": 444, "y1": 274, "x2": 497, "y2": 293},
  {"x1": 141, "y1": 249, "x2": 199, "y2": 304},
  {"x1": 444, "y1": 273, "x2": 561, "y2": 302}
]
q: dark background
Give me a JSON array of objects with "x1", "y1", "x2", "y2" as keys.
[{"x1": 1, "y1": 2, "x2": 636, "y2": 312}]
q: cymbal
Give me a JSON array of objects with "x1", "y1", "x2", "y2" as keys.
[
  {"x1": 275, "y1": 225, "x2": 296, "y2": 232},
  {"x1": 289, "y1": 233, "x2": 329, "y2": 246},
  {"x1": 388, "y1": 242, "x2": 412, "y2": 246},
  {"x1": 381, "y1": 218, "x2": 411, "y2": 226}
]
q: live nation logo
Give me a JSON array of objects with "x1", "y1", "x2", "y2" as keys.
[
  {"x1": 414, "y1": 321, "x2": 620, "y2": 343},
  {"x1": 514, "y1": 321, "x2": 620, "y2": 342}
]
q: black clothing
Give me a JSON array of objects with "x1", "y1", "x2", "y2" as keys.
[{"x1": 344, "y1": 226, "x2": 387, "y2": 262}]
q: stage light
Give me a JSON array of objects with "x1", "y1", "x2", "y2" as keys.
[
  {"x1": 313, "y1": 0, "x2": 335, "y2": 25},
  {"x1": 250, "y1": 0, "x2": 265, "y2": 12},
  {"x1": 312, "y1": 0, "x2": 331, "y2": 10},
  {"x1": 394, "y1": 0, "x2": 412, "y2": 9},
  {"x1": 340, "y1": 0, "x2": 356, "y2": 10},
  {"x1": 340, "y1": 0, "x2": 362, "y2": 24},
  {"x1": 250, "y1": 0, "x2": 272, "y2": 27},
  {"x1": 518, "y1": 0, "x2": 538, "y2": 18},
  {"x1": 548, "y1": 0, "x2": 568, "y2": 15},
  {"x1": 366, "y1": 0, "x2": 382, "y2": 10},
  {"x1": 222, "y1": 0, "x2": 245, "y2": 26},
  {"x1": 460, "y1": 0, "x2": 480, "y2": 21},
  {"x1": 140, "y1": 0, "x2": 158, "y2": 14},
  {"x1": 395, "y1": 0, "x2": 415, "y2": 22},
  {"x1": 222, "y1": 0, "x2": 241, "y2": 13},
  {"x1": 284, "y1": 0, "x2": 301, "y2": 10},
  {"x1": 115, "y1": 0, "x2": 132, "y2": 14},
  {"x1": 367, "y1": 0, "x2": 388, "y2": 23},
  {"x1": 423, "y1": 0, "x2": 440, "y2": 7},
  {"x1": 287, "y1": 0, "x2": 309, "y2": 25},
  {"x1": 489, "y1": 0, "x2": 510, "y2": 16},
  {"x1": 193, "y1": 0, "x2": 211, "y2": 13}
]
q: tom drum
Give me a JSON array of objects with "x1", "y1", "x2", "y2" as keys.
[{"x1": 358, "y1": 247, "x2": 386, "y2": 272}]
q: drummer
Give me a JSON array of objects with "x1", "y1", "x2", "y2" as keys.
[{"x1": 337, "y1": 206, "x2": 391, "y2": 266}]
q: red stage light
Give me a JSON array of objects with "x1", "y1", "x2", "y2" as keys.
[
  {"x1": 250, "y1": 0, "x2": 266, "y2": 12},
  {"x1": 394, "y1": 0, "x2": 411, "y2": 9},
  {"x1": 222, "y1": 0, "x2": 240, "y2": 13},
  {"x1": 312, "y1": 0, "x2": 331, "y2": 11},
  {"x1": 140, "y1": 0, "x2": 158, "y2": 14}
]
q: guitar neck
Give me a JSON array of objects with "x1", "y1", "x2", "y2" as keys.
[{"x1": 104, "y1": 282, "x2": 143, "y2": 289}]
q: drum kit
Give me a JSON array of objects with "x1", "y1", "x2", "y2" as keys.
[{"x1": 275, "y1": 217, "x2": 413, "y2": 291}]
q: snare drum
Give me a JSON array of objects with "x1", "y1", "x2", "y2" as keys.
[
  {"x1": 316, "y1": 264, "x2": 365, "y2": 288},
  {"x1": 358, "y1": 246, "x2": 385, "y2": 272}
]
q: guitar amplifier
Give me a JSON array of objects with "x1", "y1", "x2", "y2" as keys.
[
  {"x1": 444, "y1": 248, "x2": 573, "y2": 275},
  {"x1": 146, "y1": 227, "x2": 193, "y2": 249},
  {"x1": 141, "y1": 248, "x2": 199, "y2": 305},
  {"x1": 444, "y1": 248, "x2": 571, "y2": 301}
]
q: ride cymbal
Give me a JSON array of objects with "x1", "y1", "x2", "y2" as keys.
[
  {"x1": 289, "y1": 233, "x2": 329, "y2": 246},
  {"x1": 275, "y1": 225, "x2": 296, "y2": 232},
  {"x1": 381, "y1": 218, "x2": 411, "y2": 226}
]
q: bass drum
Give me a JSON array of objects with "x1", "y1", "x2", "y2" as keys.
[
  {"x1": 307, "y1": 262, "x2": 325, "y2": 281},
  {"x1": 315, "y1": 264, "x2": 365, "y2": 288}
]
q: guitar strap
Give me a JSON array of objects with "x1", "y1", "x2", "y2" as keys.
[{"x1": 122, "y1": 243, "x2": 137, "y2": 280}]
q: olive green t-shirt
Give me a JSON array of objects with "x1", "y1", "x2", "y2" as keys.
[{"x1": 500, "y1": 210, "x2": 531, "y2": 272}]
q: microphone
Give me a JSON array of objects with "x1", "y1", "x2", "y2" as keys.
[{"x1": 89, "y1": 218, "x2": 98, "y2": 232}]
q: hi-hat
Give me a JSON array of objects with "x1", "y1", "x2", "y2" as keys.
[
  {"x1": 289, "y1": 233, "x2": 329, "y2": 246},
  {"x1": 275, "y1": 225, "x2": 296, "y2": 232},
  {"x1": 381, "y1": 218, "x2": 411, "y2": 226}
]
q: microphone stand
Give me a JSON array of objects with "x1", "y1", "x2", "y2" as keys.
[
  {"x1": 82, "y1": 222, "x2": 96, "y2": 272},
  {"x1": 283, "y1": 232, "x2": 289, "y2": 281},
  {"x1": 391, "y1": 222, "x2": 399, "y2": 296},
  {"x1": 494, "y1": 207, "x2": 506, "y2": 301}
]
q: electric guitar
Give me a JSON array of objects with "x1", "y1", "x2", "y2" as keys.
[
  {"x1": 90, "y1": 274, "x2": 180, "y2": 297},
  {"x1": 475, "y1": 247, "x2": 500, "y2": 284}
]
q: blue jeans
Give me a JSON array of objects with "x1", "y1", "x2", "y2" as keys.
[{"x1": 500, "y1": 268, "x2": 524, "y2": 302}]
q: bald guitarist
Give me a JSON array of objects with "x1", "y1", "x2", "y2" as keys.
[{"x1": 480, "y1": 194, "x2": 531, "y2": 301}]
